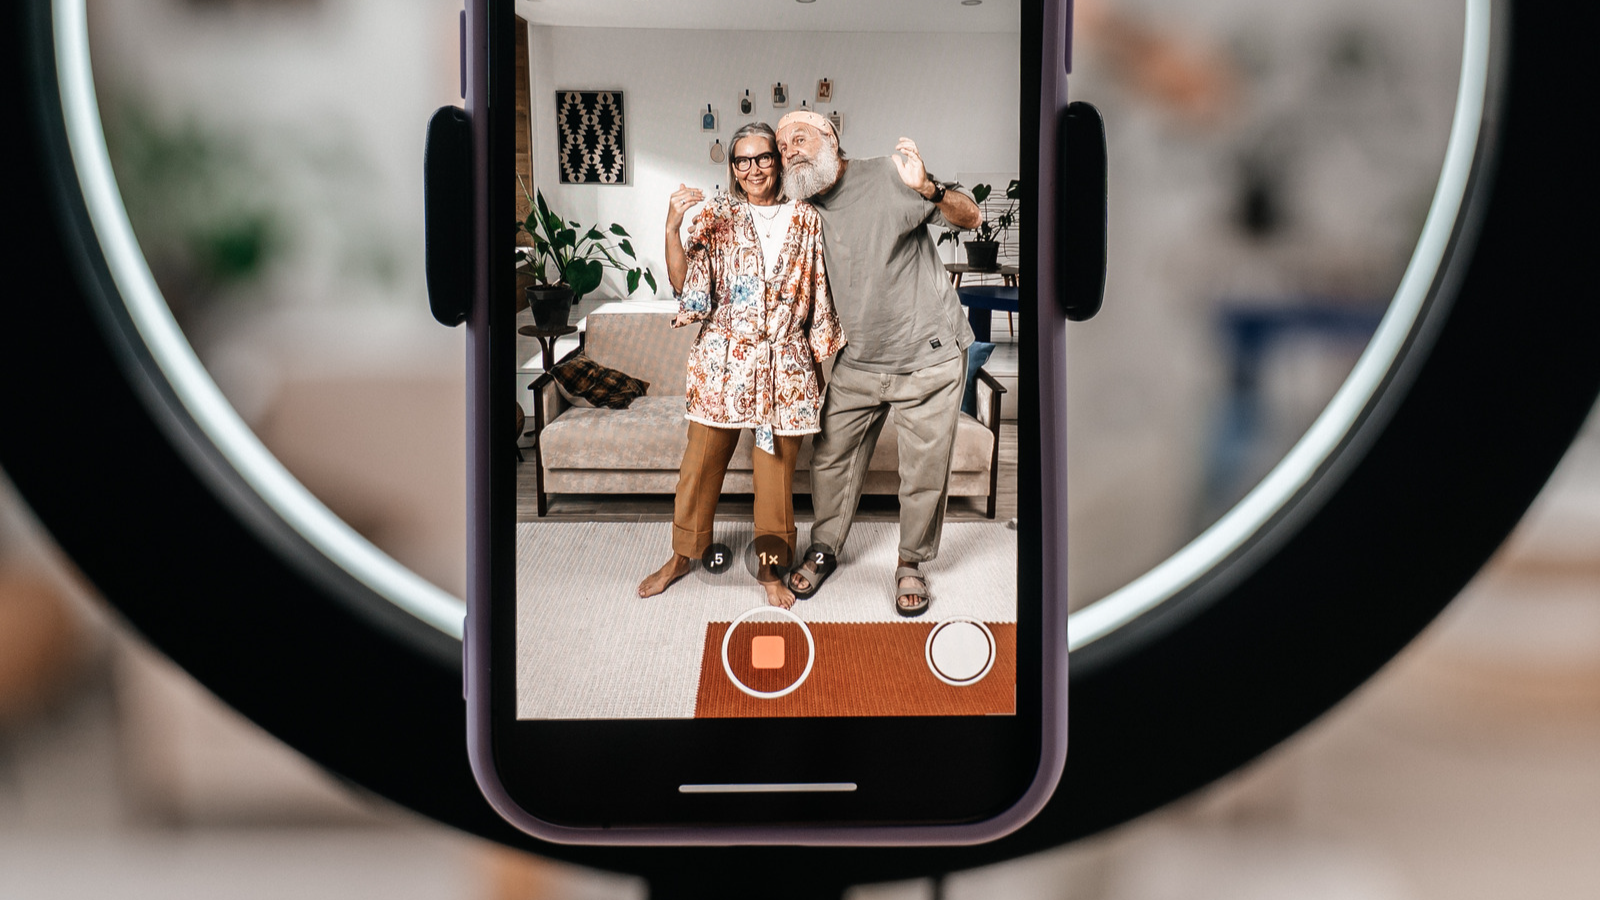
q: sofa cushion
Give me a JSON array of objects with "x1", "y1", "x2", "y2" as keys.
[
  {"x1": 962, "y1": 341, "x2": 996, "y2": 416},
  {"x1": 542, "y1": 396, "x2": 695, "y2": 470},
  {"x1": 583, "y1": 309, "x2": 700, "y2": 397},
  {"x1": 549, "y1": 355, "x2": 649, "y2": 409},
  {"x1": 541, "y1": 396, "x2": 994, "y2": 474}
]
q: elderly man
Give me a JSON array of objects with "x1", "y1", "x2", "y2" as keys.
[{"x1": 776, "y1": 110, "x2": 981, "y2": 616}]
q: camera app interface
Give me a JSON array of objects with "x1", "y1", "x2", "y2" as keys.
[{"x1": 512, "y1": 0, "x2": 1021, "y2": 719}]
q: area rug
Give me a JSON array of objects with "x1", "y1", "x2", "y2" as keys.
[
  {"x1": 515, "y1": 520, "x2": 1017, "y2": 719},
  {"x1": 694, "y1": 621, "x2": 1016, "y2": 718}
]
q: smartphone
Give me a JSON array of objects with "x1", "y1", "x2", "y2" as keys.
[{"x1": 461, "y1": 0, "x2": 1073, "y2": 844}]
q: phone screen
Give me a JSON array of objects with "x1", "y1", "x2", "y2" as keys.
[{"x1": 509, "y1": 1, "x2": 1023, "y2": 722}]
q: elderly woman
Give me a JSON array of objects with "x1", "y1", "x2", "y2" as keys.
[{"x1": 637, "y1": 122, "x2": 844, "y2": 608}]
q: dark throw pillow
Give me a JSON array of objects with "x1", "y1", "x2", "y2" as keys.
[
  {"x1": 550, "y1": 356, "x2": 650, "y2": 410},
  {"x1": 961, "y1": 341, "x2": 996, "y2": 417}
]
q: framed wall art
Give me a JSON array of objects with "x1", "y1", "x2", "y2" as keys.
[
  {"x1": 701, "y1": 104, "x2": 719, "y2": 132},
  {"x1": 771, "y1": 82, "x2": 789, "y2": 109},
  {"x1": 816, "y1": 78, "x2": 833, "y2": 103},
  {"x1": 556, "y1": 90, "x2": 627, "y2": 184}
]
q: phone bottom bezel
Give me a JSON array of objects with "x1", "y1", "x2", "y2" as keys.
[{"x1": 491, "y1": 713, "x2": 1041, "y2": 829}]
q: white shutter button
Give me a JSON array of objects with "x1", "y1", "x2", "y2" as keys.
[{"x1": 925, "y1": 618, "x2": 996, "y2": 686}]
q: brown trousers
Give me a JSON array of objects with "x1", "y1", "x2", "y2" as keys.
[{"x1": 672, "y1": 422, "x2": 801, "y2": 560}]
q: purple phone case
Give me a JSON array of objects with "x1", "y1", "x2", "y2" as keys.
[{"x1": 466, "y1": 0, "x2": 1074, "y2": 845}]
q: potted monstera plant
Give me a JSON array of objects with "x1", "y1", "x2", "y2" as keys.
[
  {"x1": 937, "y1": 179, "x2": 1019, "y2": 271},
  {"x1": 516, "y1": 182, "x2": 657, "y2": 327}
]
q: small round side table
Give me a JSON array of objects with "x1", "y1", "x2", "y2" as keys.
[{"x1": 518, "y1": 323, "x2": 578, "y2": 371}]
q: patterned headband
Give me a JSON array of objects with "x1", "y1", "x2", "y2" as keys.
[{"x1": 777, "y1": 110, "x2": 836, "y2": 140}]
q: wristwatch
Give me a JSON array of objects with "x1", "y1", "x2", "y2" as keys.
[{"x1": 926, "y1": 181, "x2": 947, "y2": 204}]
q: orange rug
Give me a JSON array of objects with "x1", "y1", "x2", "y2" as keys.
[{"x1": 695, "y1": 620, "x2": 1015, "y2": 717}]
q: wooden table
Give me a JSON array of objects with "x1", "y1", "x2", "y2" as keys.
[
  {"x1": 946, "y1": 263, "x2": 1020, "y2": 288},
  {"x1": 518, "y1": 323, "x2": 578, "y2": 371}
]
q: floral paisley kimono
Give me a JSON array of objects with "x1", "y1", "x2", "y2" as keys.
[{"x1": 675, "y1": 194, "x2": 845, "y2": 454}]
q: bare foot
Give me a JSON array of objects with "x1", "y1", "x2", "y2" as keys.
[
  {"x1": 638, "y1": 554, "x2": 693, "y2": 598},
  {"x1": 760, "y1": 570, "x2": 796, "y2": 609}
]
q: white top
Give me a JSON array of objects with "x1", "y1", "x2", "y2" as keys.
[{"x1": 748, "y1": 200, "x2": 797, "y2": 280}]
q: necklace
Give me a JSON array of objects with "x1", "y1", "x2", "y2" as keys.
[
  {"x1": 750, "y1": 201, "x2": 786, "y2": 240},
  {"x1": 747, "y1": 202, "x2": 788, "y2": 281}
]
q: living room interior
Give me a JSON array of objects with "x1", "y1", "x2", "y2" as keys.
[{"x1": 508, "y1": 1, "x2": 1024, "y2": 526}]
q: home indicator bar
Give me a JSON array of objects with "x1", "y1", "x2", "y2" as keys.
[{"x1": 678, "y1": 782, "x2": 858, "y2": 794}]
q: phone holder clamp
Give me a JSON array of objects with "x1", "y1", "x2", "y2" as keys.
[
  {"x1": 424, "y1": 105, "x2": 473, "y2": 327},
  {"x1": 1059, "y1": 101, "x2": 1107, "y2": 322}
]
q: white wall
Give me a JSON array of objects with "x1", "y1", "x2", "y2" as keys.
[{"x1": 525, "y1": 26, "x2": 1021, "y2": 301}]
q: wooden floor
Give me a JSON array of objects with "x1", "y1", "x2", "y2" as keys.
[{"x1": 517, "y1": 423, "x2": 1018, "y2": 523}]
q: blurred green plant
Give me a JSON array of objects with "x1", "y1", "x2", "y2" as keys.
[{"x1": 102, "y1": 101, "x2": 280, "y2": 319}]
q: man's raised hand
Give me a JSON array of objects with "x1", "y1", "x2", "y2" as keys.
[{"x1": 892, "y1": 137, "x2": 934, "y2": 196}]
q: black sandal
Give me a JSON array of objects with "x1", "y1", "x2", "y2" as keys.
[
  {"x1": 787, "y1": 544, "x2": 836, "y2": 599},
  {"x1": 895, "y1": 566, "x2": 931, "y2": 617}
]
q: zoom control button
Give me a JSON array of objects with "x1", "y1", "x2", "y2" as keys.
[
  {"x1": 743, "y1": 535, "x2": 793, "y2": 581},
  {"x1": 701, "y1": 542, "x2": 734, "y2": 574}
]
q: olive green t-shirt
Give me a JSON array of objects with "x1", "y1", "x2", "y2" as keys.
[{"x1": 808, "y1": 156, "x2": 974, "y2": 375}]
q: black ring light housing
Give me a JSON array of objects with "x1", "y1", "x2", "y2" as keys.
[{"x1": 3, "y1": 0, "x2": 1597, "y2": 896}]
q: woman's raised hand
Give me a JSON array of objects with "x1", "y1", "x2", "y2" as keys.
[
  {"x1": 666, "y1": 184, "x2": 705, "y2": 231},
  {"x1": 664, "y1": 184, "x2": 704, "y2": 295}
]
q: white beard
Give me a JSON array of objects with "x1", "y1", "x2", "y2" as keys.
[{"x1": 782, "y1": 144, "x2": 841, "y2": 200}]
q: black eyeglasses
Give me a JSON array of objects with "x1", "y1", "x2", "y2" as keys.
[{"x1": 731, "y1": 152, "x2": 777, "y2": 172}]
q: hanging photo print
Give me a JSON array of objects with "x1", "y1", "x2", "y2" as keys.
[
  {"x1": 816, "y1": 78, "x2": 833, "y2": 103},
  {"x1": 771, "y1": 82, "x2": 789, "y2": 108},
  {"x1": 827, "y1": 110, "x2": 843, "y2": 137},
  {"x1": 710, "y1": 139, "x2": 725, "y2": 163},
  {"x1": 739, "y1": 90, "x2": 753, "y2": 115},
  {"x1": 556, "y1": 90, "x2": 626, "y2": 184},
  {"x1": 701, "y1": 104, "x2": 719, "y2": 132}
]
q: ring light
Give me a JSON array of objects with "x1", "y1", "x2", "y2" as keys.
[{"x1": 4, "y1": 0, "x2": 1598, "y2": 893}]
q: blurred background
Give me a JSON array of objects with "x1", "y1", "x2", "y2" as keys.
[{"x1": 7, "y1": 0, "x2": 1599, "y2": 896}]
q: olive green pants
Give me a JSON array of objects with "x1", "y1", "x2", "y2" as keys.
[{"x1": 808, "y1": 354, "x2": 966, "y2": 563}]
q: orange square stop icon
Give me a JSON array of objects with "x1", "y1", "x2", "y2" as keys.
[{"x1": 751, "y1": 635, "x2": 785, "y2": 669}]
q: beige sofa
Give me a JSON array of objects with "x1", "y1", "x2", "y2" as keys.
[{"x1": 526, "y1": 307, "x2": 1006, "y2": 517}]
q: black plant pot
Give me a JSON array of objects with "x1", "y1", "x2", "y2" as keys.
[
  {"x1": 964, "y1": 240, "x2": 1000, "y2": 270},
  {"x1": 525, "y1": 285, "x2": 576, "y2": 328}
]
